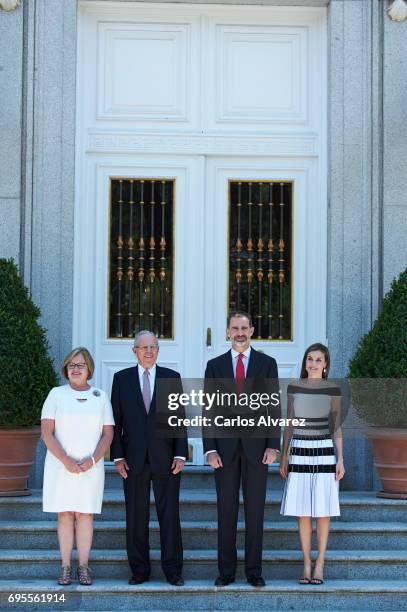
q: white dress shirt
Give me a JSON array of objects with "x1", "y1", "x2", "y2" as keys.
[{"x1": 114, "y1": 363, "x2": 186, "y2": 462}]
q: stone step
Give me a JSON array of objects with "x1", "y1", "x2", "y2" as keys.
[
  {"x1": 1, "y1": 491, "x2": 406, "y2": 523},
  {"x1": 0, "y1": 520, "x2": 406, "y2": 550},
  {"x1": 0, "y1": 549, "x2": 406, "y2": 581},
  {"x1": 0, "y1": 579, "x2": 406, "y2": 610},
  {"x1": 105, "y1": 464, "x2": 283, "y2": 490}
]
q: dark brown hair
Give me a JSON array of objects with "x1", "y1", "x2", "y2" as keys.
[
  {"x1": 300, "y1": 343, "x2": 330, "y2": 379},
  {"x1": 227, "y1": 311, "x2": 253, "y2": 327}
]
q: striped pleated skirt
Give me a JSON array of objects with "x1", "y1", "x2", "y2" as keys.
[{"x1": 280, "y1": 434, "x2": 340, "y2": 517}]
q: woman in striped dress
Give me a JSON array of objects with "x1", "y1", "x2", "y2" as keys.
[{"x1": 279, "y1": 343, "x2": 345, "y2": 585}]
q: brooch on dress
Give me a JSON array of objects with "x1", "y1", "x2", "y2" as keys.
[{"x1": 93, "y1": 389, "x2": 101, "y2": 397}]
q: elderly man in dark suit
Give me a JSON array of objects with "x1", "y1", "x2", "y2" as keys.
[
  {"x1": 110, "y1": 331, "x2": 188, "y2": 586},
  {"x1": 203, "y1": 312, "x2": 281, "y2": 587}
]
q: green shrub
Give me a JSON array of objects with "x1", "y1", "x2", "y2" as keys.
[
  {"x1": 348, "y1": 268, "x2": 407, "y2": 427},
  {"x1": 0, "y1": 259, "x2": 58, "y2": 427}
]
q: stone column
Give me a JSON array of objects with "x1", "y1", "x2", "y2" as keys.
[
  {"x1": 327, "y1": 0, "x2": 384, "y2": 490},
  {"x1": 383, "y1": 6, "x2": 407, "y2": 290},
  {"x1": 22, "y1": 0, "x2": 77, "y2": 487},
  {"x1": 0, "y1": 3, "x2": 23, "y2": 262}
]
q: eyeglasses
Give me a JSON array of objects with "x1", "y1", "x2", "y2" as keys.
[
  {"x1": 135, "y1": 345, "x2": 159, "y2": 352},
  {"x1": 67, "y1": 362, "x2": 87, "y2": 371}
]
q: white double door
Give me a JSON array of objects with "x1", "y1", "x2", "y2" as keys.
[
  {"x1": 75, "y1": 3, "x2": 328, "y2": 430},
  {"x1": 75, "y1": 154, "x2": 325, "y2": 387}
]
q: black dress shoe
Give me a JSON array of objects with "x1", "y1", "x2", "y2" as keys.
[
  {"x1": 214, "y1": 575, "x2": 235, "y2": 586},
  {"x1": 166, "y1": 575, "x2": 184, "y2": 586},
  {"x1": 128, "y1": 574, "x2": 149, "y2": 585},
  {"x1": 247, "y1": 576, "x2": 265, "y2": 587}
]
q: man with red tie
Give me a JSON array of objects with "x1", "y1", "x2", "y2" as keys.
[{"x1": 203, "y1": 312, "x2": 281, "y2": 587}]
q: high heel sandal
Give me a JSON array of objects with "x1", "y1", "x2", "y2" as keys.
[
  {"x1": 57, "y1": 565, "x2": 72, "y2": 585},
  {"x1": 298, "y1": 565, "x2": 312, "y2": 584},
  {"x1": 77, "y1": 564, "x2": 93, "y2": 585},
  {"x1": 310, "y1": 567, "x2": 324, "y2": 585}
]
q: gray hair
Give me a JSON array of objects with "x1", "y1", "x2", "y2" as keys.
[{"x1": 133, "y1": 330, "x2": 158, "y2": 347}]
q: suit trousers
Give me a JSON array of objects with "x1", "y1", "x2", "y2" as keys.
[
  {"x1": 123, "y1": 459, "x2": 183, "y2": 578},
  {"x1": 214, "y1": 442, "x2": 268, "y2": 578}
]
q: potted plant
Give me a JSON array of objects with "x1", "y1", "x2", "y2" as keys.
[
  {"x1": 0, "y1": 259, "x2": 58, "y2": 496},
  {"x1": 349, "y1": 268, "x2": 407, "y2": 498}
]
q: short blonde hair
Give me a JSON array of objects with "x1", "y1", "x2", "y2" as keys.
[{"x1": 62, "y1": 347, "x2": 95, "y2": 380}]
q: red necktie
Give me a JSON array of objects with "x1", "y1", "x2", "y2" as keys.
[{"x1": 236, "y1": 353, "x2": 245, "y2": 395}]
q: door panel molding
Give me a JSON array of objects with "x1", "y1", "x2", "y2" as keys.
[
  {"x1": 87, "y1": 131, "x2": 319, "y2": 157},
  {"x1": 73, "y1": 156, "x2": 205, "y2": 389},
  {"x1": 204, "y1": 158, "x2": 327, "y2": 372}
]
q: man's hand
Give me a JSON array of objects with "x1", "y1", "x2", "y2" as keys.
[
  {"x1": 262, "y1": 448, "x2": 278, "y2": 465},
  {"x1": 171, "y1": 458, "x2": 185, "y2": 474},
  {"x1": 64, "y1": 456, "x2": 82, "y2": 474},
  {"x1": 279, "y1": 455, "x2": 289, "y2": 479},
  {"x1": 206, "y1": 451, "x2": 223, "y2": 469},
  {"x1": 115, "y1": 458, "x2": 130, "y2": 479},
  {"x1": 78, "y1": 457, "x2": 94, "y2": 472}
]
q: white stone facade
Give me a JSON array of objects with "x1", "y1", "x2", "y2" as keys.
[{"x1": 0, "y1": 0, "x2": 406, "y2": 488}]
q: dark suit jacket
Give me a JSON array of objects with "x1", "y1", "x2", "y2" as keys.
[
  {"x1": 110, "y1": 365, "x2": 188, "y2": 476},
  {"x1": 203, "y1": 348, "x2": 281, "y2": 466}
]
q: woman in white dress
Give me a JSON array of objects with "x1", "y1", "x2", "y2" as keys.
[
  {"x1": 279, "y1": 343, "x2": 345, "y2": 585},
  {"x1": 41, "y1": 347, "x2": 114, "y2": 586}
]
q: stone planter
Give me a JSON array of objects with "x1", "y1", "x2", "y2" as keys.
[
  {"x1": 366, "y1": 427, "x2": 407, "y2": 499},
  {"x1": 0, "y1": 428, "x2": 41, "y2": 496}
]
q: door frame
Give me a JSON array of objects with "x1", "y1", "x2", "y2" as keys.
[{"x1": 74, "y1": 0, "x2": 327, "y2": 384}]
